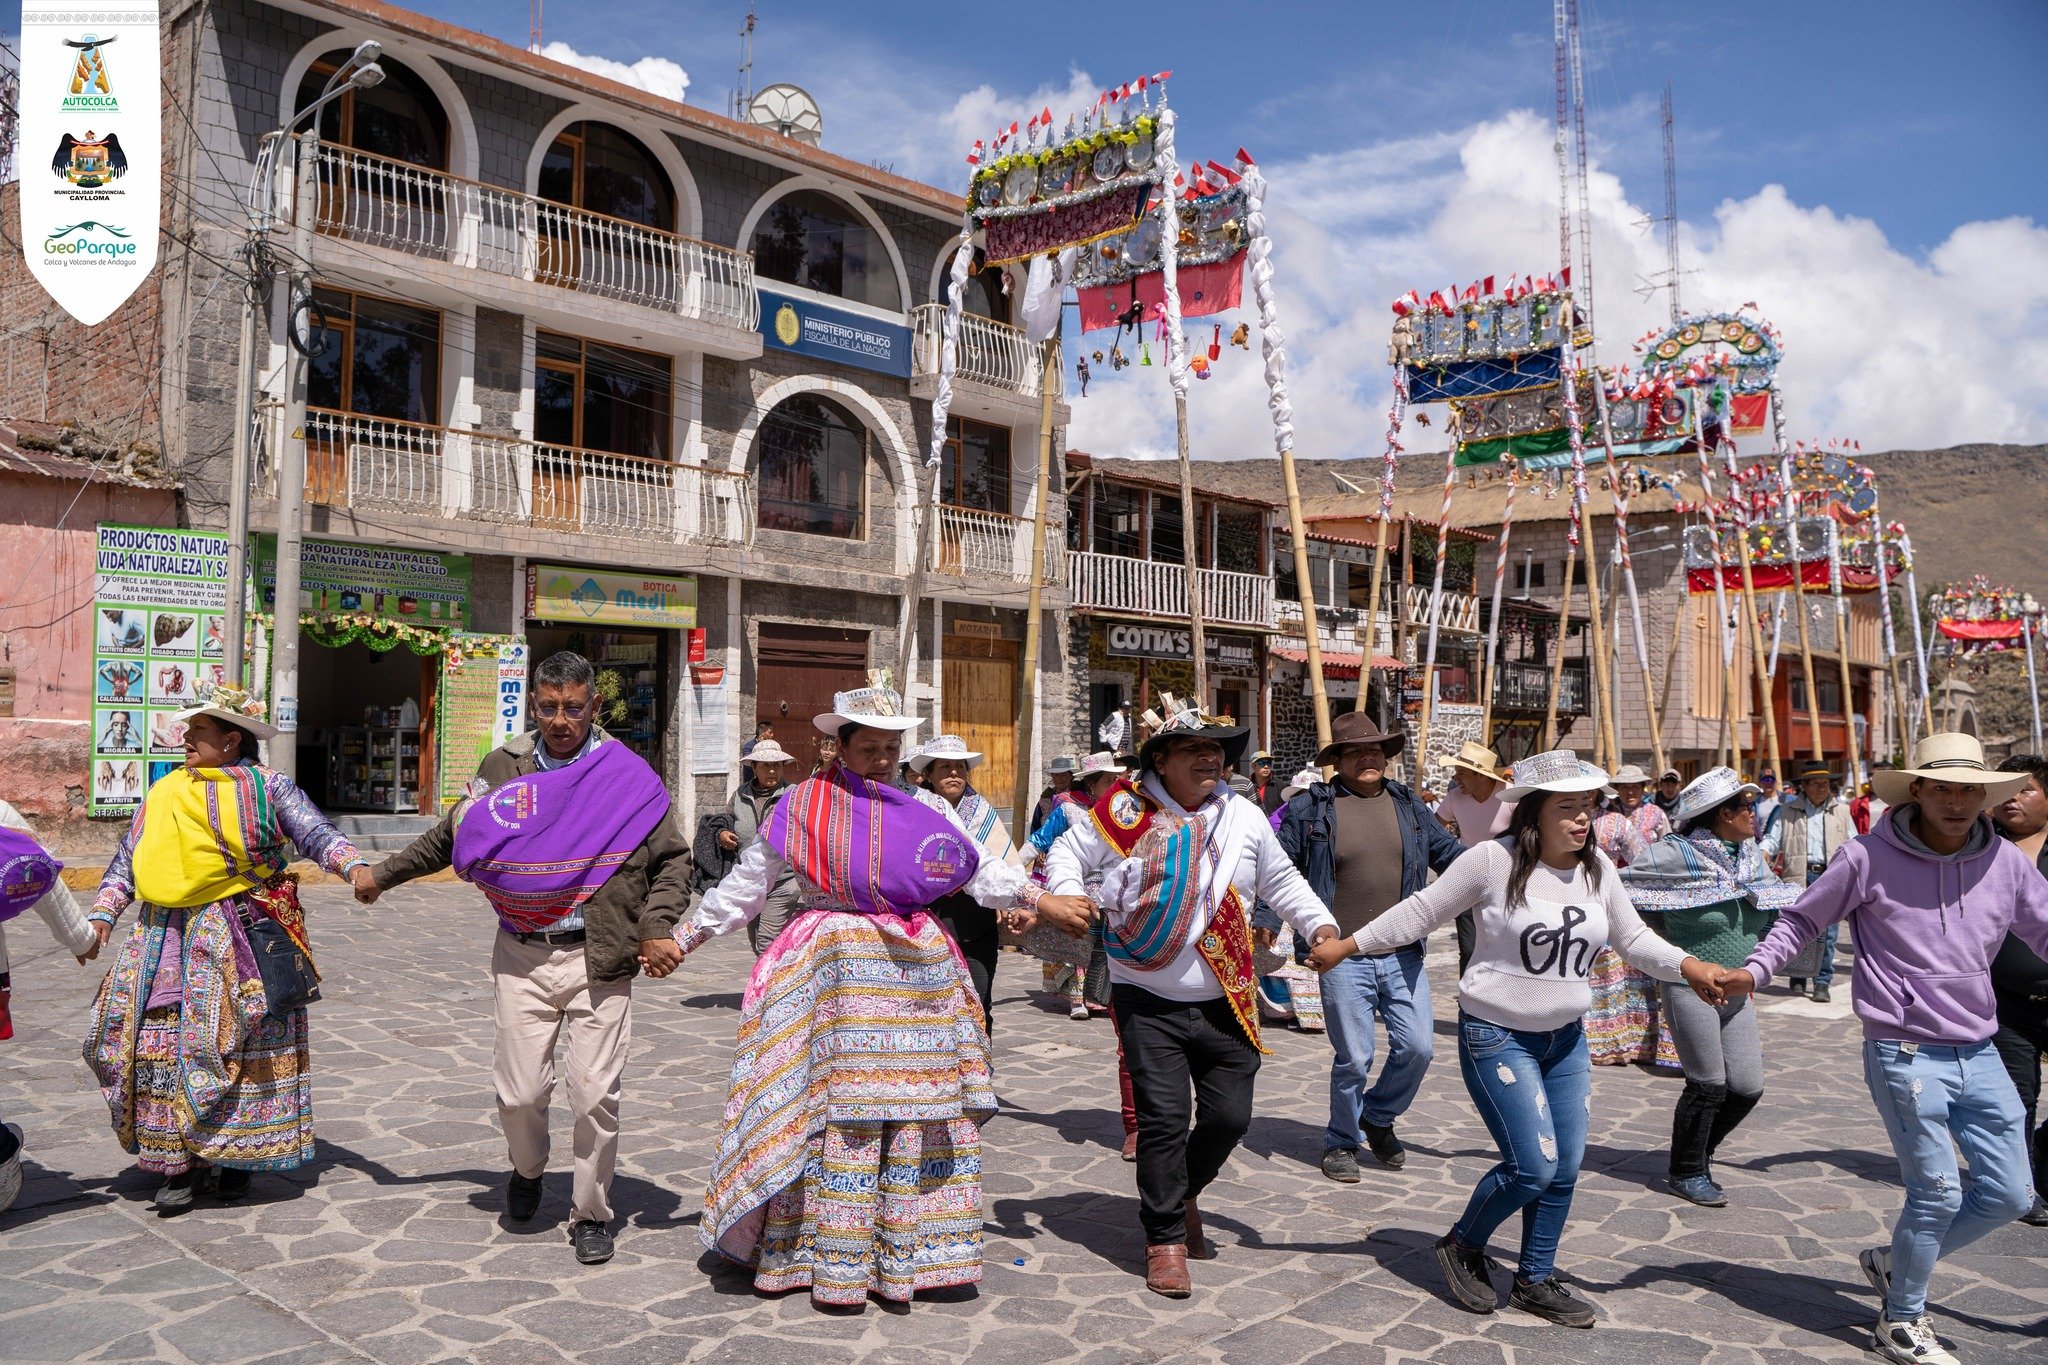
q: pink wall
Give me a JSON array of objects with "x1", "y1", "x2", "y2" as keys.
[{"x1": 0, "y1": 470, "x2": 181, "y2": 839}]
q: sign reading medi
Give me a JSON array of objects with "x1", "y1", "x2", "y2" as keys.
[
  {"x1": 527, "y1": 565, "x2": 698, "y2": 629},
  {"x1": 757, "y1": 287, "x2": 912, "y2": 378},
  {"x1": 17, "y1": 2, "x2": 162, "y2": 324}
]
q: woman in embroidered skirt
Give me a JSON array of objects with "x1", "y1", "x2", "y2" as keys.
[
  {"x1": 673, "y1": 686, "x2": 1091, "y2": 1309},
  {"x1": 83, "y1": 687, "x2": 373, "y2": 1214},
  {"x1": 1584, "y1": 766, "x2": 1679, "y2": 1067}
]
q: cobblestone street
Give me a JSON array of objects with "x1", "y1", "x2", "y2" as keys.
[{"x1": 2, "y1": 882, "x2": 2043, "y2": 1363}]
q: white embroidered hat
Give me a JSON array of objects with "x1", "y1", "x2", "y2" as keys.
[
  {"x1": 1075, "y1": 751, "x2": 1122, "y2": 780},
  {"x1": 745, "y1": 740, "x2": 797, "y2": 765},
  {"x1": 172, "y1": 681, "x2": 279, "y2": 742},
  {"x1": 1282, "y1": 766, "x2": 1321, "y2": 800},
  {"x1": 908, "y1": 733, "x2": 985, "y2": 772},
  {"x1": 814, "y1": 685, "x2": 923, "y2": 736},
  {"x1": 1670, "y1": 766, "x2": 1762, "y2": 826},
  {"x1": 1498, "y1": 749, "x2": 1610, "y2": 804}
]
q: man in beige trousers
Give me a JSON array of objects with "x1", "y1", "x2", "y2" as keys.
[{"x1": 362, "y1": 651, "x2": 692, "y2": 1265}]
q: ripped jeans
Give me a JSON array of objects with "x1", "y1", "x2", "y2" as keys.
[{"x1": 1450, "y1": 1014, "x2": 1592, "y2": 1283}]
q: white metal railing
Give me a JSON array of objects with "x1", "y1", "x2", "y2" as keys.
[
  {"x1": 1404, "y1": 583, "x2": 1481, "y2": 634},
  {"x1": 1067, "y1": 551, "x2": 1275, "y2": 629},
  {"x1": 930, "y1": 504, "x2": 1063, "y2": 584},
  {"x1": 289, "y1": 139, "x2": 758, "y2": 331},
  {"x1": 1274, "y1": 599, "x2": 1391, "y2": 656},
  {"x1": 319, "y1": 408, "x2": 752, "y2": 548},
  {"x1": 912, "y1": 304, "x2": 1042, "y2": 398}
]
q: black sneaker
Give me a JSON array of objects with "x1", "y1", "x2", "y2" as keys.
[
  {"x1": 153, "y1": 1169, "x2": 199, "y2": 1216},
  {"x1": 1510, "y1": 1274, "x2": 1597, "y2": 1328},
  {"x1": 571, "y1": 1219, "x2": 615, "y2": 1265},
  {"x1": 1435, "y1": 1234, "x2": 1496, "y2": 1313},
  {"x1": 2021, "y1": 1196, "x2": 2048, "y2": 1227},
  {"x1": 1320, "y1": 1147, "x2": 1361, "y2": 1183},
  {"x1": 211, "y1": 1168, "x2": 251, "y2": 1202},
  {"x1": 1363, "y1": 1121, "x2": 1407, "y2": 1169},
  {"x1": 507, "y1": 1172, "x2": 543, "y2": 1222},
  {"x1": 1811, "y1": 985, "x2": 1832, "y2": 1004}
]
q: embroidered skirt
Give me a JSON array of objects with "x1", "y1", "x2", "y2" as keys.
[
  {"x1": 132, "y1": 1008, "x2": 196, "y2": 1175},
  {"x1": 703, "y1": 908, "x2": 995, "y2": 1305},
  {"x1": 1583, "y1": 948, "x2": 1678, "y2": 1068}
]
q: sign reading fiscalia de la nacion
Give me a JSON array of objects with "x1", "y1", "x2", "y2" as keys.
[{"x1": 17, "y1": 1, "x2": 162, "y2": 325}]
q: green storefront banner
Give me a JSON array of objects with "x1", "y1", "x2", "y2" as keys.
[
  {"x1": 90, "y1": 523, "x2": 233, "y2": 816},
  {"x1": 525, "y1": 564, "x2": 697, "y2": 628},
  {"x1": 255, "y1": 535, "x2": 471, "y2": 627}
]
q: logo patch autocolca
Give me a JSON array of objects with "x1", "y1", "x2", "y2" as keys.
[{"x1": 61, "y1": 34, "x2": 120, "y2": 113}]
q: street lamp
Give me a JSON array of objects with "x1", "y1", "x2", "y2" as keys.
[{"x1": 220, "y1": 41, "x2": 382, "y2": 779}]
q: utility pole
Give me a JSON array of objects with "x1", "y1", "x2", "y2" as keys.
[
  {"x1": 268, "y1": 129, "x2": 317, "y2": 779},
  {"x1": 221, "y1": 237, "x2": 263, "y2": 688}
]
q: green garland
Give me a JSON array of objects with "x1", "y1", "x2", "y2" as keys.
[
  {"x1": 256, "y1": 611, "x2": 449, "y2": 657},
  {"x1": 970, "y1": 116, "x2": 1157, "y2": 194}
]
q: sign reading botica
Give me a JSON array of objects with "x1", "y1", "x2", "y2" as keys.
[{"x1": 525, "y1": 565, "x2": 698, "y2": 629}]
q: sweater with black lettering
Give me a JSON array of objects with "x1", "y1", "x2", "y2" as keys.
[{"x1": 1346, "y1": 839, "x2": 1691, "y2": 1032}]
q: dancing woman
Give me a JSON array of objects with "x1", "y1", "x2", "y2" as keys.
[{"x1": 1309, "y1": 750, "x2": 1721, "y2": 1327}]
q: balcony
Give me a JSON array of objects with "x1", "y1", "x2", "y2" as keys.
[
  {"x1": 1067, "y1": 551, "x2": 1275, "y2": 630},
  {"x1": 1492, "y1": 658, "x2": 1589, "y2": 714},
  {"x1": 272, "y1": 138, "x2": 760, "y2": 356},
  {"x1": 911, "y1": 305, "x2": 1069, "y2": 423},
  {"x1": 307, "y1": 408, "x2": 753, "y2": 549},
  {"x1": 1403, "y1": 583, "x2": 1482, "y2": 634},
  {"x1": 930, "y1": 504, "x2": 1063, "y2": 585}
]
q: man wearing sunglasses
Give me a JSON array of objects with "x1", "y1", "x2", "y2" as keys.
[{"x1": 363, "y1": 651, "x2": 693, "y2": 1266}]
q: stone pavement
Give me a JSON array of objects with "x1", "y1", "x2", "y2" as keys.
[{"x1": 2, "y1": 884, "x2": 2043, "y2": 1364}]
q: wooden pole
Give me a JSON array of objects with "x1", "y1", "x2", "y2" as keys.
[
  {"x1": 1590, "y1": 382, "x2": 1662, "y2": 771},
  {"x1": 1659, "y1": 584, "x2": 1687, "y2": 758},
  {"x1": 1826, "y1": 525, "x2": 1864, "y2": 792},
  {"x1": 1901, "y1": 536, "x2": 1933, "y2": 742},
  {"x1": 1279, "y1": 452, "x2": 1330, "y2": 750},
  {"x1": 1358, "y1": 375, "x2": 1406, "y2": 713},
  {"x1": 1580, "y1": 510, "x2": 1620, "y2": 769},
  {"x1": 2026, "y1": 616, "x2": 2044, "y2": 753},
  {"x1": 1412, "y1": 438, "x2": 1462, "y2": 779},
  {"x1": 1733, "y1": 527, "x2": 1783, "y2": 785},
  {"x1": 1010, "y1": 338, "x2": 1060, "y2": 833},
  {"x1": 1479, "y1": 458, "x2": 1521, "y2": 747},
  {"x1": 1542, "y1": 529, "x2": 1580, "y2": 751}
]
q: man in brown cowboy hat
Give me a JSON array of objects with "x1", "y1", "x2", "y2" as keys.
[
  {"x1": 1775, "y1": 758, "x2": 1856, "y2": 1001},
  {"x1": 1269, "y1": 713, "x2": 1466, "y2": 1180}
]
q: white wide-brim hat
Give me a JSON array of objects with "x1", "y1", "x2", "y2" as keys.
[
  {"x1": 1609, "y1": 764, "x2": 1653, "y2": 786},
  {"x1": 814, "y1": 686, "x2": 923, "y2": 737},
  {"x1": 1670, "y1": 766, "x2": 1762, "y2": 826},
  {"x1": 1281, "y1": 766, "x2": 1321, "y2": 800},
  {"x1": 172, "y1": 703, "x2": 280, "y2": 743},
  {"x1": 173, "y1": 682, "x2": 279, "y2": 743},
  {"x1": 1446, "y1": 741, "x2": 1506, "y2": 784},
  {"x1": 1871, "y1": 732, "x2": 2029, "y2": 807},
  {"x1": 909, "y1": 734, "x2": 985, "y2": 772},
  {"x1": 1075, "y1": 750, "x2": 1122, "y2": 781},
  {"x1": 746, "y1": 741, "x2": 797, "y2": 765},
  {"x1": 1499, "y1": 749, "x2": 1610, "y2": 804}
]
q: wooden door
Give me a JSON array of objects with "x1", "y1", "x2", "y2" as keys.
[
  {"x1": 756, "y1": 624, "x2": 870, "y2": 771},
  {"x1": 943, "y1": 637, "x2": 1018, "y2": 810}
]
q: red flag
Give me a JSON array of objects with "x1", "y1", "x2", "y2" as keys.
[
  {"x1": 1482, "y1": 275, "x2": 1495, "y2": 295},
  {"x1": 1561, "y1": 265, "x2": 1572, "y2": 287},
  {"x1": 1236, "y1": 147, "x2": 1256, "y2": 166},
  {"x1": 1205, "y1": 160, "x2": 1242, "y2": 186}
]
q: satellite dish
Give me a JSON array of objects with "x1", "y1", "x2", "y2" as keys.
[{"x1": 747, "y1": 83, "x2": 823, "y2": 145}]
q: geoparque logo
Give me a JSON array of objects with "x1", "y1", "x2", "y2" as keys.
[{"x1": 42, "y1": 221, "x2": 138, "y2": 258}]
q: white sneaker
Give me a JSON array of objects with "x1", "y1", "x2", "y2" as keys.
[
  {"x1": 1859, "y1": 1245, "x2": 1893, "y2": 1301},
  {"x1": 1872, "y1": 1313, "x2": 1959, "y2": 1365},
  {"x1": 0, "y1": 1123, "x2": 23, "y2": 1215}
]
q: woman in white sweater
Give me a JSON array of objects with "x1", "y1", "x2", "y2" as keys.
[{"x1": 1309, "y1": 751, "x2": 1721, "y2": 1329}]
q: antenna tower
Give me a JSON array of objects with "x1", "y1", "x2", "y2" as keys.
[
  {"x1": 529, "y1": 0, "x2": 542, "y2": 54},
  {"x1": 1554, "y1": 0, "x2": 1596, "y2": 350},
  {"x1": 0, "y1": 39, "x2": 19, "y2": 182},
  {"x1": 1661, "y1": 82, "x2": 1681, "y2": 322},
  {"x1": 733, "y1": 5, "x2": 757, "y2": 120}
]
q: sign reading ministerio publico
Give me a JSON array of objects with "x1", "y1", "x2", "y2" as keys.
[{"x1": 17, "y1": 2, "x2": 162, "y2": 325}]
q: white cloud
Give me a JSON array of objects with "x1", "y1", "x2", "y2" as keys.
[
  {"x1": 1067, "y1": 109, "x2": 2048, "y2": 461},
  {"x1": 539, "y1": 41, "x2": 689, "y2": 104},
  {"x1": 809, "y1": 65, "x2": 1109, "y2": 189}
]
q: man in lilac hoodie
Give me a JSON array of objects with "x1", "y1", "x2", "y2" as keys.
[{"x1": 1721, "y1": 734, "x2": 2048, "y2": 1365}]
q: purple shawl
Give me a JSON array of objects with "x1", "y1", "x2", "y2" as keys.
[
  {"x1": 764, "y1": 762, "x2": 979, "y2": 915},
  {"x1": 0, "y1": 825, "x2": 62, "y2": 923},
  {"x1": 453, "y1": 741, "x2": 670, "y2": 932}
]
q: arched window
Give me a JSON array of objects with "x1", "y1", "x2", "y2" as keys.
[
  {"x1": 295, "y1": 52, "x2": 448, "y2": 169},
  {"x1": 938, "y1": 248, "x2": 1008, "y2": 322},
  {"x1": 538, "y1": 122, "x2": 675, "y2": 231},
  {"x1": 750, "y1": 190, "x2": 902, "y2": 311},
  {"x1": 756, "y1": 396, "x2": 868, "y2": 539}
]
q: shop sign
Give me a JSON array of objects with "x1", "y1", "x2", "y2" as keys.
[
  {"x1": 89, "y1": 522, "x2": 232, "y2": 816},
  {"x1": 1102, "y1": 623, "x2": 1259, "y2": 675},
  {"x1": 436, "y1": 635, "x2": 527, "y2": 809},
  {"x1": 757, "y1": 286, "x2": 912, "y2": 378},
  {"x1": 255, "y1": 535, "x2": 471, "y2": 626},
  {"x1": 526, "y1": 565, "x2": 697, "y2": 629}
]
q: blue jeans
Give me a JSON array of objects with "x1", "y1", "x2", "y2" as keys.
[
  {"x1": 1795, "y1": 865, "x2": 1838, "y2": 989},
  {"x1": 1863, "y1": 1039, "x2": 2033, "y2": 1318},
  {"x1": 1321, "y1": 944, "x2": 1434, "y2": 1150},
  {"x1": 1451, "y1": 1014, "x2": 1592, "y2": 1283}
]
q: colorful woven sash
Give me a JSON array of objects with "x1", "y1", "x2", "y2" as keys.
[
  {"x1": 453, "y1": 741, "x2": 670, "y2": 933},
  {"x1": 950, "y1": 787, "x2": 1015, "y2": 866},
  {"x1": 133, "y1": 764, "x2": 283, "y2": 909},
  {"x1": 0, "y1": 825, "x2": 62, "y2": 923},
  {"x1": 764, "y1": 762, "x2": 980, "y2": 915}
]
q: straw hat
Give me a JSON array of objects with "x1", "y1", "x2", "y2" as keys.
[
  {"x1": 1075, "y1": 751, "x2": 1122, "y2": 781},
  {"x1": 813, "y1": 684, "x2": 922, "y2": 737},
  {"x1": 1671, "y1": 767, "x2": 1761, "y2": 827},
  {"x1": 1498, "y1": 749, "x2": 1610, "y2": 804},
  {"x1": 909, "y1": 734, "x2": 984, "y2": 772},
  {"x1": 1871, "y1": 732, "x2": 2029, "y2": 806},
  {"x1": 1446, "y1": 741, "x2": 1505, "y2": 784},
  {"x1": 172, "y1": 681, "x2": 278, "y2": 742},
  {"x1": 745, "y1": 740, "x2": 797, "y2": 766},
  {"x1": 1281, "y1": 766, "x2": 1321, "y2": 801}
]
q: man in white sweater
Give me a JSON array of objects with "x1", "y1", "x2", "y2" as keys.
[{"x1": 1047, "y1": 701, "x2": 1338, "y2": 1299}]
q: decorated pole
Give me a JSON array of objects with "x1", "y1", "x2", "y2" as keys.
[
  {"x1": 1866, "y1": 482, "x2": 1913, "y2": 762},
  {"x1": 1767, "y1": 389, "x2": 1826, "y2": 762},
  {"x1": 1413, "y1": 437, "x2": 1461, "y2": 776},
  {"x1": 900, "y1": 217, "x2": 978, "y2": 694},
  {"x1": 1478, "y1": 456, "x2": 1521, "y2": 747},
  {"x1": 1239, "y1": 153, "x2": 1329, "y2": 750},
  {"x1": 1151, "y1": 102, "x2": 1210, "y2": 708},
  {"x1": 1825, "y1": 521, "x2": 1864, "y2": 792},
  {"x1": 1541, "y1": 515, "x2": 1582, "y2": 753},
  {"x1": 1901, "y1": 534, "x2": 1933, "y2": 740},
  {"x1": 1592, "y1": 381, "x2": 1665, "y2": 773},
  {"x1": 1010, "y1": 338, "x2": 1061, "y2": 832},
  {"x1": 1358, "y1": 377, "x2": 1407, "y2": 715},
  {"x1": 2026, "y1": 615, "x2": 2045, "y2": 754},
  {"x1": 1693, "y1": 397, "x2": 1741, "y2": 767},
  {"x1": 1722, "y1": 442, "x2": 1783, "y2": 785},
  {"x1": 1564, "y1": 380, "x2": 1621, "y2": 771}
]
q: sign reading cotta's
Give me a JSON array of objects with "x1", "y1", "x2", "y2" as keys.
[
  {"x1": 757, "y1": 287, "x2": 912, "y2": 378},
  {"x1": 1103, "y1": 624, "x2": 1259, "y2": 674},
  {"x1": 526, "y1": 565, "x2": 698, "y2": 628},
  {"x1": 16, "y1": 1, "x2": 162, "y2": 325}
]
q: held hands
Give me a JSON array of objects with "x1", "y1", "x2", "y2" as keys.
[
  {"x1": 1032, "y1": 894, "x2": 1096, "y2": 938},
  {"x1": 1680, "y1": 957, "x2": 1726, "y2": 1005},
  {"x1": 638, "y1": 936, "x2": 683, "y2": 979},
  {"x1": 350, "y1": 866, "x2": 381, "y2": 904},
  {"x1": 1253, "y1": 927, "x2": 1277, "y2": 952},
  {"x1": 1307, "y1": 931, "x2": 1351, "y2": 973},
  {"x1": 717, "y1": 830, "x2": 740, "y2": 851},
  {"x1": 1716, "y1": 968, "x2": 1757, "y2": 998}
]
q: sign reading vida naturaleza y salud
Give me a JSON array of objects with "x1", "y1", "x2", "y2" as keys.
[
  {"x1": 757, "y1": 287, "x2": 912, "y2": 378},
  {"x1": 17, "y1": 2, "x2": 161, "y2": 325}
]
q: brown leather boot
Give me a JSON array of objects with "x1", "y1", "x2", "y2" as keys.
[
  {"x1": 1184, "y1": 1199, "x2": 1214, "y2": 1259},
  {"x1": 1145, "y1": 1242, "x2": 1191, "y2": 1297}
]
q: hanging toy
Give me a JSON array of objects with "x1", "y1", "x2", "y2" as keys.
[
  {"x1": 1191, "y1": 355, "x2": 1210, "y2": 380},
  {"x1": 1077, "y1": 355, "x2": 1091, "y2": 396},
  {"x1": 1110, "y1": 344, "x2": 1127, "y2": 370},
  {"x1": 1092, "y1": 350, "x2": 1104, "y2": 363},
  {"x1": 1208, "y1": 324, "x2": 1222, "y2": 362},
  {"x1": 1140, "y1": 341, "x2": 1152, "y2": 366},
  {"x1": 1230, "y1": 322, "x2": 1249, "y2": 349}
]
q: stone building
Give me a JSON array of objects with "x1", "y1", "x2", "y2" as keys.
[{"x1": 0, "y1": 0, "x2": 1069, "y2": 837}]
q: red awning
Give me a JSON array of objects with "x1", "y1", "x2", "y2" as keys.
[{"x1": 1271, "y1": 646, "x2": 1405, "y2": 679}]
